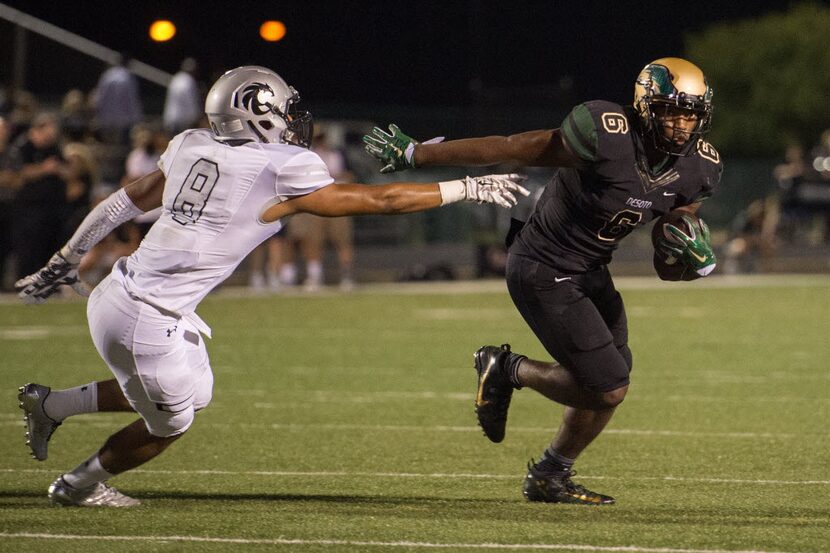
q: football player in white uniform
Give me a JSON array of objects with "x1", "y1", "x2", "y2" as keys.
[{"x1": 14, "y1": 66, "x2": 529, "y2": 507}]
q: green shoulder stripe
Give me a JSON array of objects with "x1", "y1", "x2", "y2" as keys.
[{"x1": 561, "y1": 104, "x2": 598, "y2": 162}]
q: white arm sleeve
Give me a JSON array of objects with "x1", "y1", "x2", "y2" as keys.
[{"x1": 60, "y1": 188, "x2": 144, "y2": 263}]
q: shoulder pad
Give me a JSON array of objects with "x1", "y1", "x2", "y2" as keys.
[{"x1": 561, "y1": 101, "x2": 632, "y2": 163}]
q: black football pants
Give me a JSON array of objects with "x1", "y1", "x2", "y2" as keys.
[{"x1": 505, "y1": 254, "x2": 633, "y2": 393}]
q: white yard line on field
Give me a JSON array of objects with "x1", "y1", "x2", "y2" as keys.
[
  {"x1": 1, "y1": 467, "x2": 828, "y2": 486},
  {"x1": 0, "y1": 532, "x2": 812, "y2": 553},
  {"x1": 0, "y1": 418, "x2": 822, "y2": 440}
]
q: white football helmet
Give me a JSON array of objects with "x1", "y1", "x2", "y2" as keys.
[{"x1": 205, "y1": 66, "x2": 313, "y2": 147}]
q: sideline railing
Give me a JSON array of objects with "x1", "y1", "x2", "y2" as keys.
[{"x1": 0, "y1": 2, "x2": 171, "y2": 88}]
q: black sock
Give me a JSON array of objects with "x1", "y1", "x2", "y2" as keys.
[
  {"x1": 504, "y1": 353, "x2": 526, "y2": 389},
  {"x1": 533, "y1": 447, "x2": 575, "y2": 476}
]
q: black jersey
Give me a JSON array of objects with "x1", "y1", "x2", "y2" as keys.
[{"x1": 511, "y1": 100, "x2": 723, "y2": 273}]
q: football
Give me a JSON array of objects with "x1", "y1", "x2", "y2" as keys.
[{"x1": 651, "y1": 210, "x2": 702, "y2": 281}]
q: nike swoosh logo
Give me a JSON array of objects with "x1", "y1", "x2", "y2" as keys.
[
  {"x1": 690, "y1": 250, "x2": 708, "y2": 263},
  {"x1": 554, "y1": 277, "x2": 572, "y2": 283},
  {"x1": 663, "y1": 192, "x2": 676, "y2": 196},
  {"x1": 475, "y1": 357, "x2": 496, "y2": 407}
]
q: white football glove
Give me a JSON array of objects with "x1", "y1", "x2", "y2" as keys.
[
  {"x1": 439, "y1": 173, "x2": 530, "y2": 208},
  {"x1": 15, "y1": 251, "x2": 90, "y2": 304}
]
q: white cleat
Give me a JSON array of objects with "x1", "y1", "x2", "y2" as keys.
[
  {"x1": 18, "y1": 383, "x2": 61, "y2": 461},
  {"x1": 48, "y1": 476, "x2": 141, "y2": 507}
]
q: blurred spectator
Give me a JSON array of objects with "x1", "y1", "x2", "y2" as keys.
[
  {"x1": 285, "y1": 126, "x2": 355, "y2": 291},
  {"x1": 77, "y1": 125, "x2": 162, "y2": 285},
  {"x1": 163, "y1": 58, "x2": 202, "y2": 135},
  {"x1": 247, "y1": 230, "x2": 288, "y2": 293},
  {"x1": 7, "y1": 90, "x2": 39, "y2": 143},
  {"x1": 10, "y1": 112, "x2": 69, "y2": 279},
  {"x1": 122, "y1": 125, "x2": 169, "y2": 235},
  {"x1": 777, "y1": 138, "x2": 830, "y2": 245},
  {"x1": 60, "y1": 89, "x2": 93, "y2": 143},
  {"x1": 91, "y1": 54, "x2": 143, "y2": 144},
  {"x1": 808, "y1": 129, "x2": 830, "y2": 180},
  {"x1": 0, "y1": 116, "x2": 21, "y2": 289},
  {"x1": 774, "y1": 143, "x2": 807, "y2": 244},
  {"x1": 722, "y1": 196, "x2": 780, "y2": 274},
  {"x1": 61, "y1": 142, "x2": 96, "y2": 236}
]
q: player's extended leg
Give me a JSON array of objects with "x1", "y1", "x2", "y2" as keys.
[
  {"x1": 47, "y1": 418, "x2": 182, "y2": 508},
  {"x1": 478, "y1": 256, "x2": 630, "y2": 505},
  {"x1": 43, "y1": 276, "x2": 214, "y2": 507}
]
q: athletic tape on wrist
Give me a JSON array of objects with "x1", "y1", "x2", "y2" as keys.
[{"x1": 438, "y1": 180, "x2": 466, "y2": 205}]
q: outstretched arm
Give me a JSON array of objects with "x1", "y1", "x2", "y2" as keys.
[
  {"x1": 415, "y1": 129, "x2": 581, "y2": 168},
  {"x1": 16, "y1": 170, "x2": 165, "y2": 303},
  {"x1": 364, "y1": 124, "x2": 582, "y2": 172},
  {"x1": 261, "y1": 174, "x2": 529, "y2": 222}
]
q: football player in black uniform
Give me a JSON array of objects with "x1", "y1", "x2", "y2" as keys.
[{"x1": 364, "y1": 58, "x2": 722, "y2": 505}]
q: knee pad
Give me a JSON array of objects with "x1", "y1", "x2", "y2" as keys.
[
  {"x1": 618, "y1": 345, "x2": 633, "y2": 373},
  {"x1": 193, "y1": 369, "x2": 214, "y2": 412},
  {"x1": 145, "y1": 404, "x2": 195, "y2": 438}
]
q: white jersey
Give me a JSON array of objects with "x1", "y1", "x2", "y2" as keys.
[{"x1": 115, "y1": 129, "x2": 333, "y2": 316}]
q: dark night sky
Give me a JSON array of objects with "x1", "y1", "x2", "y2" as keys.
[{"x1": 1, "y1": 0, "x2": 824, "y2": 109}]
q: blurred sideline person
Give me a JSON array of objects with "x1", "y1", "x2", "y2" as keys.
[
  {"x1": 123, "y1": 125, "x2": 170, "y2": 236},
  {"x1": 365, "y1": 58, "x2": 721, "y2": 505},
  {"x1": 0, "y1": 116, "x2": 20, "y2": 289},
  {"x1": 10, "y1": 113, "x2": 69, "y2": 279},
  {"x1": 91, "y1": 54, "x2": 142, "y2": 145},
  {"x1": 722, "y1": 196, "x2": 779, "y2": 274},
  {"x1": 285, "y1": 126, "x2": 356, "y2": 291},
  {"x1": 163, "y1": 58, "x2": 202, "y2": 136},
  {"x1": 247, "y1": 229, "x2": 287, "y2": 292},
  {"x1": 15, "y1": 66, "x2": 528, "y2": 507}
]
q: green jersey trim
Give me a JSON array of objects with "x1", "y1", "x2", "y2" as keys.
[{"x1": 561, "y1": 104, "x2": 599, "y2": 162}]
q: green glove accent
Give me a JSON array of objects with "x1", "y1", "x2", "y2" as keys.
[
  {"x1": 662, "y1": 215, "x2": 717, "y2": 276},
  {"x1": 362, "y1": 124, "x2": 418, "y2": 174}
]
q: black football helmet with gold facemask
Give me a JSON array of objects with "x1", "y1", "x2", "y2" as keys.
[{"x1": 634, "y1": 57, "x2": 713, "y2": 157}]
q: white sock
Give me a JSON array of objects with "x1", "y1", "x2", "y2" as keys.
[
  {"x1": 306, "y1": 260, "x2": 323, "y2": 284},
  {"x1": 43, "y1": 382, "x2": 98, "y2": 422},
  {"x1": 63, "y1": 453, "x2": 114, "y2": 489},
  {"x1": 280, "y1": 263, "x2": 297, "y2": 285}
]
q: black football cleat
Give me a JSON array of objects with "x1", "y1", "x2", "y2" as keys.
[
  {"x1": 523, "y1": 462, "x2": 615, "y2": 505},
  {"x1": 473, "y1": 344, "x2": 514, "y2": 443}
]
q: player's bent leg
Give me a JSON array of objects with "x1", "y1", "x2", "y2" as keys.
[
  {"x1": 50, "y1": 406, "x2": 193, "y2": 508},
  {"x1": 522, "y1": 401, "x2": 622, "y2": 506},
  {"x1": 97, "y1": 378, "x2": 135, "y2": 411},
  {"x1": 98, "y1": 417, "x2": 186, "y2": 474}
]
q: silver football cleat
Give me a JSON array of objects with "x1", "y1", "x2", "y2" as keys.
[
  {"x1": 18, "y1": 383, "x2": 61, "y2": 461},
  {"x1": 48, "y1": 476, "x2": 141, "y2": 507}
]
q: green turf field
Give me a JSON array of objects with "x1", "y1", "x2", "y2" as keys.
[{"x1": 1, "y1": 275, "x2": 828, "y2": 552}]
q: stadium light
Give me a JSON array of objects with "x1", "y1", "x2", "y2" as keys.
[
  {"x1": 149, "y1": 20, "x2": 176, "y2": 42},
  {"x1": 260, "y1": 20, "x2": 286, "y2": 42}
]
